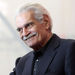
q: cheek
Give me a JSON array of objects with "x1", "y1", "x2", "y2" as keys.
[{"x1": 32, "y1": 28, "x2": 41, "y2": 34}]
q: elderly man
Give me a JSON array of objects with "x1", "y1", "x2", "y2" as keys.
[{"x1": 10, "y1": 3, "x2": 75, "y2": 75}]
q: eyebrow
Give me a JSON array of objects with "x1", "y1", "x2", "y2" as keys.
[
  {"x1": 16, "y1": 22, "x2": 34, "y2": 31},
  {"x1": 24, "y1": 22, "x2": 34, "y2": 27}
]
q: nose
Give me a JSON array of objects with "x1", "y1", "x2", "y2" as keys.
[{"x1": 22, "y1": 27, "x2": 30, "y2": 36}]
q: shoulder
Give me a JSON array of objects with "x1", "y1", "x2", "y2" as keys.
[
  {"x1": 15, "y1": 51, "x2": 34, "y2": 66},
  {"x1": 53, "y1": 34, "x2": 75, "y2": 53},
  {"x1": 59, "y1": 38, "x2": 75, "y2": 55},
  {"x1": 10, "y1": 51, "x2": 34, "y2": 75},
  {"x1": 60, "y1": 38, "x2": 75, "y2": 46},
  {"x1": 52, "y1": 34, "x2": 75, "y2": 47}
]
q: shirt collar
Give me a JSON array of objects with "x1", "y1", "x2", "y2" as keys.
[{"x1": 33, "y1": 34, "x2": 54, "y2": 57}]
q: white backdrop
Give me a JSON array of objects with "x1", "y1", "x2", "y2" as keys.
[{"x1": 0, "y1": 0, "x2": 75, "y2": 75}]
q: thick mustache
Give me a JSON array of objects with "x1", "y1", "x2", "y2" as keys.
[{"x1": 23, "y1": 32, "x2": 37, "y2": 41}]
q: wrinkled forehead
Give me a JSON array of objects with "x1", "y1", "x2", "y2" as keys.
[{"x1": 16, "y1": 11, "x2": 35, "y2": 27}]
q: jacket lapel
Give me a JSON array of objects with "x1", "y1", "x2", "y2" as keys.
[
  {"x1": 22, "y1": 52, "x2": 34, "y2": 75},
  {"x1": 37, "y1": 34, "x2": 60, "y2": 75}
]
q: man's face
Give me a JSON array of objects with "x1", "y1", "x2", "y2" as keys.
[{"x1": 16, "y1": 11, "x2": 50, "y2": 50}]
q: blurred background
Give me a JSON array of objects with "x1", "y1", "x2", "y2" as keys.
[{"x1": 0, "y1": 0, "x2": 75, "y2": 75}]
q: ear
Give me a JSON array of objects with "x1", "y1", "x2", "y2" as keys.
[{"x1": 43, "y1": 14, "x2": 51, "y2": 30}]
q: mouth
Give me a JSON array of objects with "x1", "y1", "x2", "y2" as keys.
[{"x1": 23, "y1": 32, "x2": 38, "y2": 41}]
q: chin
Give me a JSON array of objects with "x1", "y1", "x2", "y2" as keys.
[
  {"x1": 28, "y1": 43, "x2": 37, "y2": 47},
  {"x1": 24, "y1": 37, "x2": 40, "y2": 48},
  {"x1": 27, "y1": 41, "x2": 40, "y2": 49}
]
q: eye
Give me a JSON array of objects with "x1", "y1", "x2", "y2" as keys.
[
  {"x1": 17, "y1": 28, "x2": 22, "y2": 32},
  {"x1": 25, "y1": 22, "x2": 34, "y2": 29}
]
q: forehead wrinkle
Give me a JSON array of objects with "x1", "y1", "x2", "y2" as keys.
[{"x1": 16, "y1": 11, "x2": 36, "y2": 28}]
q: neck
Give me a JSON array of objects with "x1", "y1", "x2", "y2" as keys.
[{"x1": 33, "y1": 32, "x2": 53, "y2": 51}]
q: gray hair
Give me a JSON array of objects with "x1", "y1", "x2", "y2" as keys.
[{"x1": 16, "y1": 3, "x2": 52, "y2": 30}]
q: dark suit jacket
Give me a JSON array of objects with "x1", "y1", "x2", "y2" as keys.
[{"x1": 10, "y1": 34, "x2": 75, "y2": 75}]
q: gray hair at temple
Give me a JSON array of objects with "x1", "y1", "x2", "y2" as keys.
[{"x1": 16, "y1": 3, "x2": 52, "y2": 31}]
